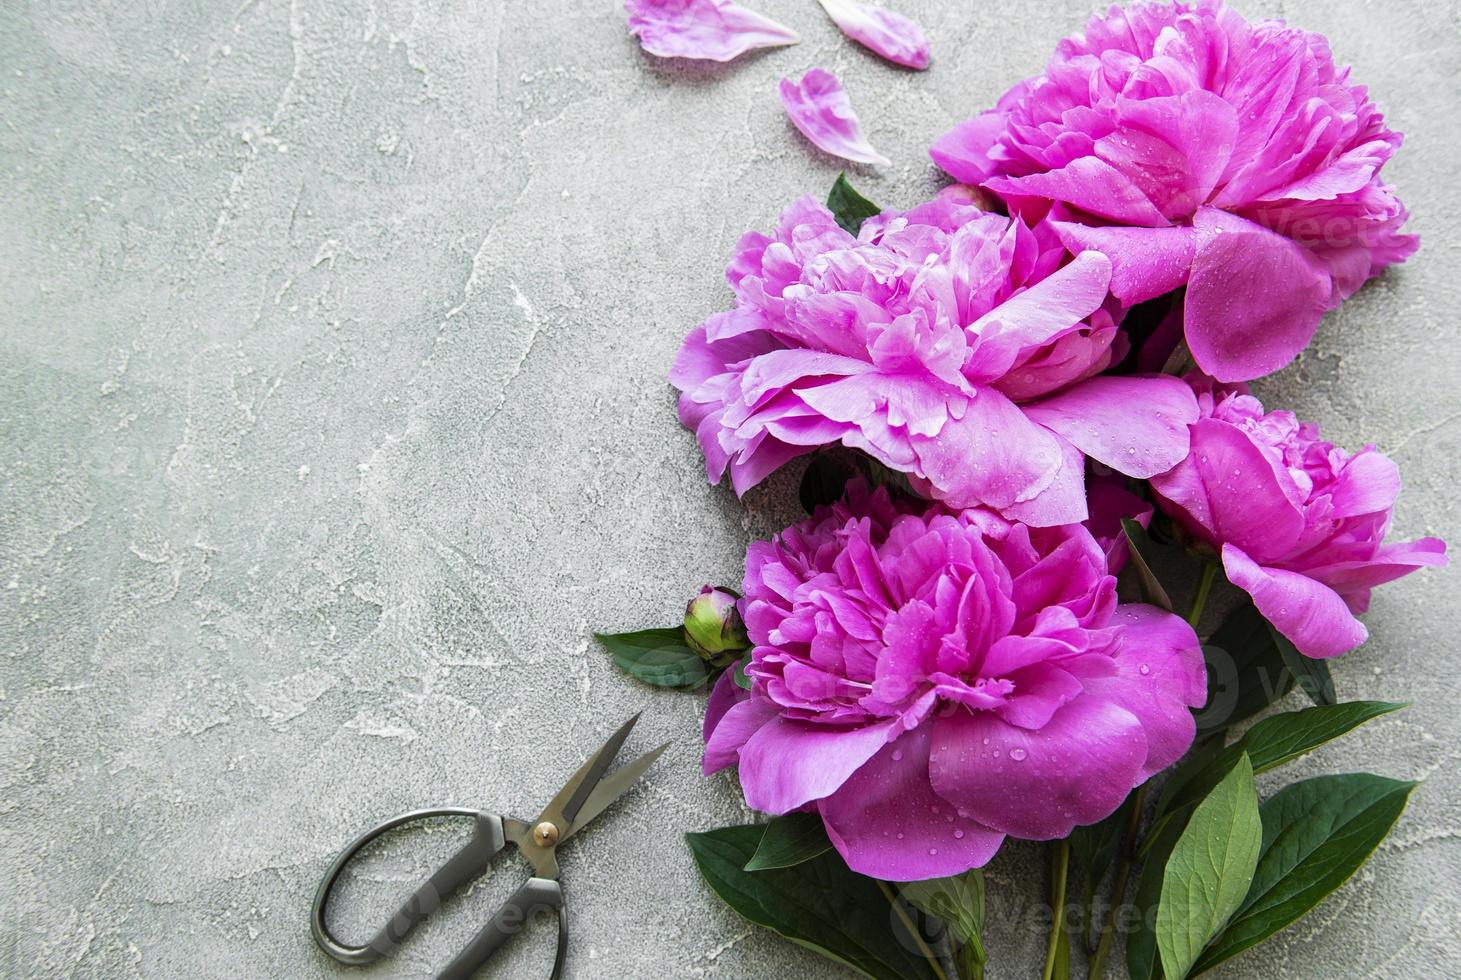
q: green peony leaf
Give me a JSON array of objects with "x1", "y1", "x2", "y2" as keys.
[
  {"x1": 1156, "y1": 753, "x2": 1261, "y2": 980},
  {"x1": 900, "y1": 869, "x2": 985, "y2": 965},
  {"x1": 1071, "y1": 792, "x2": 1137, "y2": 888},
  {"x1": 1191, "y1": 774, "x2": 1416, "y2": 975},
  {"x1": 595, "y1": 628, "x2": 709, "y2": 689},
  {"x1": 1161, "y1": 701, "x2": 1405, "y2": 820},
  {"x1": 1195, "y1": 601, "x2": 1294, "y2": 735},
  {"x1": 732, "y1": 654, "x2": 753, "y2": 690},
  {"x1": 1269, "y1": 622, "x2": 1336, "y2": 706},
  {"x1": 686, "y1": 824, "x2": 942, "y2": 980},
  {"x1": 826, "y1": 173, "x2": 882, "y2": 235},
  {"x1": 745, "y1": 813, "x2": 833, "y2": 871},
  {"x1": 1121, "y1": 518, "x2": 1174, "y2": 613}
]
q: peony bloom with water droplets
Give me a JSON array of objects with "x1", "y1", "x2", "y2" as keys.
[
  {"x1": 701, "y1": 483, "x2": 1206, "y2": 880},
  {"x1": 1150, "y1": 378, "x2": 1447, "y2": 659},
  {"x1": 930, "y1": 0, "x2": 1418, "y2": 382},
  {"x1": 670, "y1": 192, "x2": 1198, "y2": 525}
]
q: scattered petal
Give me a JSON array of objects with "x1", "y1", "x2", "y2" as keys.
[
  {"x1": 625, "y1": 0, "x2": 799, "y2": 62},
  {"x1": 779, "y1": 68, "x2": 891, "y2": 166},
  {"x1": 816, "y1": 0, "x2": 930, "y2": 70}
]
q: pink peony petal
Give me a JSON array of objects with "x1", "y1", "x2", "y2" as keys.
[
  {"x1": 1326, "y1": 449, "x2": 1401, "y2": 519},
  {"x1": 929, "y1": 111, "x2": 1009, "y2": 184},
  {"x1": 815, "y1": 0, "x2": 931, "y2": 70},
  {"x1": 1073, "y1": 605, "x2": 1205, "y2": 780},
  {"x1": 703, "y1": 667, "x2": 749, "y2": 744},
  {"x1": 1150, "y1": 416, "x2": 1307, "y2": 564},
  {"x1": 779, "y1": 68, "x2": 891, "y2": 167},
  {"x1": 965, "y1": 250, "x2": 1113, "y2": 380},
  {"x1": 929, "y1": 696, "x2": 1149, "y2": 840},
  {"x1": 909, "y1": 385, "x2": 1065, "y2": 512},
  {"x1": 1001, "y1": 431, "x2": 1090, "y2": 527},
  {"x1": 1184, "y1": 208, "x2": 1331, "y2": 382},
  {"x1": 703, "y1": 696, "x2": 778, "y2": 775},
  {"x1": 1222, "y1": 543, "x2": 1369, "y2": 659},
  {"x1": 989, "y1": 157, "x2": 1169, "y2": 227},
  {"x1": 1022, "y1": 374, "x2": 1199, "y2": 479},
  {"x1": 737, "y1": 715, "x2": 903, "y2": 813},
  {"x1": 1303, "y1": 538, "x2": 1448, "y2": 595},
  {"x1": 819, "y1": 724, "x2": 1004, "y2": 880},
  {"x1": 1049, "y1": 221, "x2": 1197, "y2": 306},
  {"x1": 625, "y1": 0, "x2": 799, "y2": 62}
]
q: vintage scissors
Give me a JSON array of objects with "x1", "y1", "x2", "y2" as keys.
[{"x1": 311, "y1": 714, "x2": 668, "y2": 979}]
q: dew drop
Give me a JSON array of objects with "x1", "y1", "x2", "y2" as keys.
[
  {"x1": 897, "y1": 832, "x2": 905, "y2": 840},
  {"x1": 891, "y1": 749, "x2": 904, "y2": 762},
  {"x1": 954, "y1": 829, "x2": 966, "y2": 839},
  {"x1": 928, "y1": 847, "x2": 938, "y2": 856},
  {"x1": 1010, "y1": 747, "x2": 1028, "y2": 762},
  {"x1": 1139, "y1": 663, "x2": 1151, "y2": 675}
]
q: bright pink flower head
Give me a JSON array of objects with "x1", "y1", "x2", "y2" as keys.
[
  {"x1": 670, "y1": 194, "x2": 1198, "y2": 525},
  {"x1": 702, "y1": 483, "x2": 1206, "y2": 880},
  {"x1": 1150, "y1": 381, "x2": 1447, "y2": 658},
  {"x1": 930, "y1": 0, "x2": 1418, "y2": 382}
]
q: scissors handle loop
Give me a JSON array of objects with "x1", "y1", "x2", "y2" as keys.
[
  {"x1": 311, "y1": 807, "x2": 502, "y2": 965},
  {"x1": 439, "y1": 876, "x2": 567, "y2": 980}
]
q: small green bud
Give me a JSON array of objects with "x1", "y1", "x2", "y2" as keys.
[{"x1": 683, "y1": 586, "x2": 749, "y2": 667}]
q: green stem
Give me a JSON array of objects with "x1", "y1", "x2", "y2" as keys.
[
  {"x1": 1042, "y1": 840, "x2": 1070, "y2": 980},
  {"x1": 877, "y1": 880, "x2": 948, "y2": 980},
  {"x1": 1188, "y1": 561, "x2": 1219, "y2": 629},
  {"x1": 1088, "y1": 784, "x2": 1149, "y2": 979},
  {"x1": 959, "y1": 940, "x2": 985, "y2": 980},
  {"x1": 1081, "y1": 878, "x2": 1097, "y2": 953}
]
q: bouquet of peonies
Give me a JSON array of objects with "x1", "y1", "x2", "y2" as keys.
[{"x1": 607, "y1": 1, "x2": 1447, "y2": 977}]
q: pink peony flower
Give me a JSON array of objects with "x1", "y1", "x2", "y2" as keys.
[
  {"x1": 1150, "y1": 380, "x2": 1447, "y2": 658},
  {"x1": 779, "y1": 68, "x2": 891, "y2": 167},
  {"x1": 670, "y1": 194, "x2": 1198, "y2": 525},
  {"x1": 625, "y1": 0, "x2": 799, "y2": 62},
  {"x1": 702, "y1": 483, "x2": 1206, "y2": 880},
  {"x1": 930, "y1": 0, "x2": 1418, "y2": 382}
]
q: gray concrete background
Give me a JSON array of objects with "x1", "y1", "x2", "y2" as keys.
[{"x1": 2, "y1": 0, "x2": 1457, "y2": 977}]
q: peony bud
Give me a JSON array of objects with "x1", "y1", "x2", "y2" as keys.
[{"x1": 683, "y1": 586, "x2": 749, "y2": 666}]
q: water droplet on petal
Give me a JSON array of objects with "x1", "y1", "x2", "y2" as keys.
[
  {"x1": 928, "y1": 847, "x2": 938, "y2": 856},
  {"x1": 954, "y1": 829, "x2": 965, "y2": 839},
  {"x1": 1139, "y1": 663, "x2": 1151, "y2": 675},
  {"x1": 891, "y1": 749, "x2": 904, "y2": 762},
  {"x1": 1010, "y1": 747, "x2": 1028, "y2": 762}
]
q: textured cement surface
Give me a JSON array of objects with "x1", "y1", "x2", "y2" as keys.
[{"x1": 2, "y1": 0, "x2": 1458, "y2": 977}]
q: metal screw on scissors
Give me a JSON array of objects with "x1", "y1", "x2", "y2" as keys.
[{"x1": 310, "y1": 714, "x2": 668, "y2": 979}]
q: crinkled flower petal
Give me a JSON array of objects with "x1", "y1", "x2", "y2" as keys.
[
  {"x1": 819, "y1": 725, "x2": 1004, "y2": 880},
  {"x1": 779, "y1": 68, "x2": 891, "y2": 166},
  {"x1": 626, "y1": 0, "x2": 799, "y2": 62},
  {"x1": 737, "y1": 714, "x2": 903, "y2": 813},
  {"x1": 1222, "y1": 544, "x2": 1368, "y2": 659},
  {"x1": 929, "y1": 697, "x2": 1148, "y2": 840},
  {"x1": 1185, "y1": 208, "x2": 1331, "y2": 382},
  {"x1": 1022, "y1": 375, "x2": 1199, "y2": 479},
  {"x1": 815, "y1": 0, "x2": 930, "y2": 70}
]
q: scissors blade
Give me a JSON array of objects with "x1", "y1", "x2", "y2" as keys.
[
  {"x1": 535, "y1": 713, "x2": 640, "y2": 832},
  {"x1": 560, "y1": 741, "x2": 668, "y2": 843}
]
